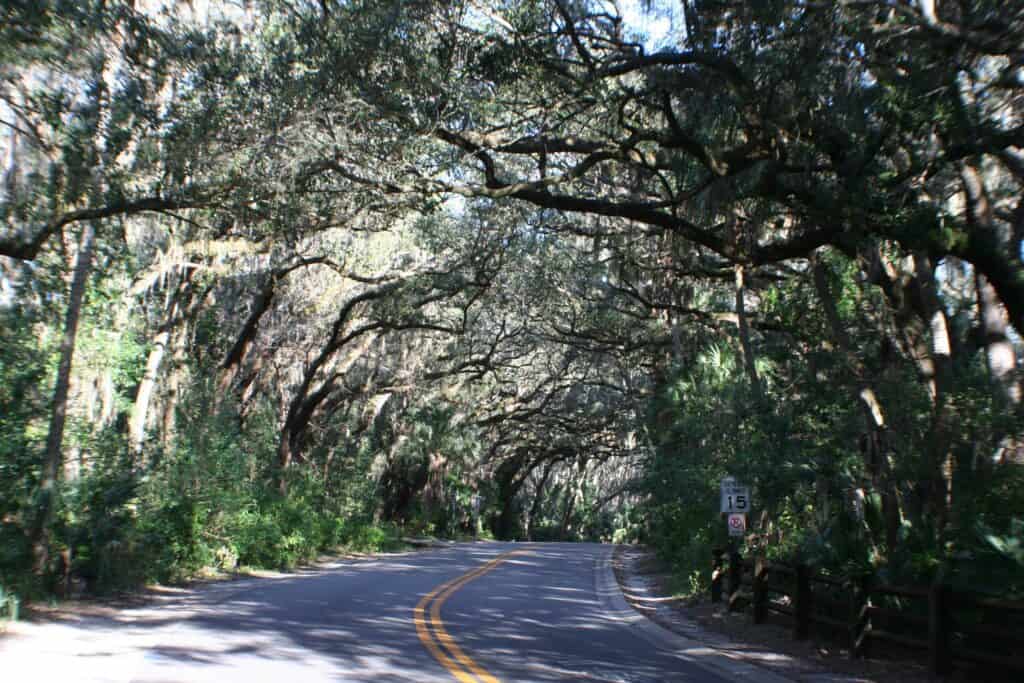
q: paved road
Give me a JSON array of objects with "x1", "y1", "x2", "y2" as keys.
[{"x1": 1, "y1": 542, "x2": 745, "y2": 682}]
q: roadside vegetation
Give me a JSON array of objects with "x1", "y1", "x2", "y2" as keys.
[{"x1": 1, "y1": 0, "x2": 1021, "y2": 613}]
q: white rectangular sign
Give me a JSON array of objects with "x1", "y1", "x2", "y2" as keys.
[
  {"x1": 728, "y1": 513, "x2": 747, "y2": 537},
  {"x1": 720, "y1": 481, "x2": 750, "y2": 513}
]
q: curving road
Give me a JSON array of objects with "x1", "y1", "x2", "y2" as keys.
[{"x1": 0, "y1": 543, "x2": 770, "y2": 682}]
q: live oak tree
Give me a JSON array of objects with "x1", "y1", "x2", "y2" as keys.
[{"x1": 0, "y1": 0, "x2": 1021, "y2": 596}]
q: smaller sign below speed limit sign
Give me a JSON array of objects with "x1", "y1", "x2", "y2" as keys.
[{"x1": 727, "y1": 513, "x2": 746, "y2": 537}]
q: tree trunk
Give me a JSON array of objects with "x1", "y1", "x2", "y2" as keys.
[
  {"x1": 734, "y1": 264, "x2": 761, "y2": 396},
  {"x1": 813, "y1": 257, "x2": 901, "y2": 552},
  {"x1": 872, "y1": 247, "x2": 958, "y2": 540},
  {"x1": 558, "y1": 484, "x2": 578, "y2": 541},
  {"x1": 128, "y1": 326, "x2": 171, "y2": 456},
  {"x1": 526, "y1": 460, "x2": 554, "y2": 540},
  {"x1": 492, "y1": 454, "x2": 526, "y2": 540},
  {"x1": 912, "y1": 253, "x2": 956, "y2": 540},
  {"x1": 275, "y1": 332, "x2": 378, "y2": 492},
  {"x1": 2, "y1": 126, "x2": 18, "y2": 203},
  {"x1": 277, "y1": 431, "x2": 295, "y2": 495},
  {"x1": 977, "y1": 273, "x2": 1021, "y2": 406},
  {"x1": 161, "y1": 322, "x2": 188, "y2": 450},
  {"x1": 130, "y1": 274, "x2": 191, "y2": 457},
  {"x1": 33, "y1": 221, "x2": 96, "y2": 573},
  {"x1": 218, "y1": 274, "x2": 276, "y2": 400},
  {"x1": 559, "y1": 458, "x2": 587, "y2": 541}
]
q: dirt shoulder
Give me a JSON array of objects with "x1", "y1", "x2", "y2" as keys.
[
  {"x1": 2, "y1": 540, "x2": 451, "y2": 633},
  {"x1": 612, "y1": 544, "x2": 946, "y2": 683}
]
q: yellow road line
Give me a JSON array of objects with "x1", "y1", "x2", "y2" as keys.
[
  {"x1": 429, "y1": 557, "x2": 511, "y2": 683},
  {"x1": 415, "y1": 549, "x2": 532, "y2": 683},
  {"x1": 414, "y1": 581, "x2": 477, "y2": 683}
]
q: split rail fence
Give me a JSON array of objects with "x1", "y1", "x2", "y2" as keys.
[{"x1": 710, "y1": 549, "x2": 1024, "y2": 677}]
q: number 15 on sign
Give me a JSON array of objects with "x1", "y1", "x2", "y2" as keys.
[{"x1": 720, "y1": 483, "x2": 750, "y2": 513}]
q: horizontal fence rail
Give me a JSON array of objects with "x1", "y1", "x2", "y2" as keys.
[{"x1": 709, "y1": 548, "x2": 1024, "y2": 677}]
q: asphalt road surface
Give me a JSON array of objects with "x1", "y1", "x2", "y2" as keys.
[{"x1": 1, "y1": 542, "x2": 743, "y2": 682}]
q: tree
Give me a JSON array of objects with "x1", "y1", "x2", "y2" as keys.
[{"x1": 2, "y1": 0, "x2": 1021, "y2": 596}]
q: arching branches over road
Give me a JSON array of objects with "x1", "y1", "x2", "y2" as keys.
[
  {"x1": 309, "y1": 0, "x2": 1023, "y2": 333},
  {"x1": 3, "y1": 0, "x2": 1022, "y2": 591}
]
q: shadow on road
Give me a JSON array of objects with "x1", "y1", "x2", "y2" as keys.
[{"x1": 2, "y1": 543, "x2": 724, "y2": 682}]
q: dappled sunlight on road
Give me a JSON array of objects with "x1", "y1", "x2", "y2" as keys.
[
  {"x1": 3, "y1": 549, "x2": 488, "y2": 682},
  {"x1": 436, "y1": 543, "x2": 726, "y2": 682},
  {"x1": 1, "y1": 543, "x2": 727, "y2": 682}
]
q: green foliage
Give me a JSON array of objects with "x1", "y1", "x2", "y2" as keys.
[
  {"x1": 0, "y1": 583, "x2": 20, "y2": 623},
  {"x1": 0, "y1": 286, "x2": 57, "y2": 599},
  {"x1": 0, "y1": 369, "x2": 411, "y2": 595},
  {"x1": 642, "y1": 297, "x2": 1024, "y2": 594},
  {"x1": 646, "y1": 501, "x2": 715, "y2": 599},
  {"x1": 2, "y1": 0, "x2": 1022, "y2": 615},
  {"x1": 0, "y1": 522, "x2": 32, "y2": 611},
  {"x1": 975, "y1": 518, "x2": 1024, "y2": 595},
  {"x1": 60, "y1": 458, "x2": 148, "y2": 590}
]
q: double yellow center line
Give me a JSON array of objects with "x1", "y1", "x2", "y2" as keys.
[{"x1": 414, "y1": 549, "x2": 532, "y2": 682}]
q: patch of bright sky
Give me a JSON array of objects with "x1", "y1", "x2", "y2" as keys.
[
  {"x1": 619, "y1": 0, "x2": 685, "y2": 51},
  {"x1": 443, "y1": 1, "x2": 686, "y2": 218}
]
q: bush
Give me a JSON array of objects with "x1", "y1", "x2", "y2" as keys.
[
  {"x1": 0, "y1": 583, "x2": 20, "y2": 622},
  {"x1": 339, "y1": 521, "x2": 405, "y2": 553},
  {"x1": 0, "y1": 522, "x2": 32, "y2": 599},
  {"x1": 132, "y1": 496, "x2": 215, "y2": 584}
]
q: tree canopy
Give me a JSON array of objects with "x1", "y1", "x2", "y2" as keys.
[{"x1": 1, "y1": 0, "x2": 1022, "y2": 601}]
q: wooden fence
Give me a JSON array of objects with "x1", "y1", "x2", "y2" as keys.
[{"x1": 710, "y1": 548, "x2": 1024, "y2": 677}]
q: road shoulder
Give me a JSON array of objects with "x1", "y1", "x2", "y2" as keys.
[
  {"x1": 609, "y1": 545, "x2": 937, "y2": 683},
  {"x1": 1, "y1": 540, "x2": 454, "y2": 638},
  {"x1": 596, "y1": 544, "x2": 798, "y2": 682}
]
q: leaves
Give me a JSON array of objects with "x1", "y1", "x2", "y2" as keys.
[{"x1": 0, "y1": 0, "x2": 1021, "y2": 597}]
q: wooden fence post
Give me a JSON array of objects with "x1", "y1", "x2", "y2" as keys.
[
  {"x1": 848, "y1": 577, "x2": 867, "y2": 659},
  {"x1": 859, "y1": 578, "x2": 873, "y2": 660},
  {"x1": 793, "y1": 562, "x2": 811, "y2": 640},
  {"x1": 727, "y1": 549, "x2": 742, "y2": 612},
  {"x1": 711, "y1": 548, "x2": 724, "y2": 604},
  {"x1": 929, "y1": 582, "x2": 952, "y2": 676},
  {"x1": 753, "y1": 556, "x2": 767, "y2": 624}
]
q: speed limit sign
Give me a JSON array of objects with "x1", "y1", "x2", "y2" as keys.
[
  {"x1": 728, "y1": 513, "x2": 746, "y2": 537},
  {"x1": 720, "y1": 477, "x2": 750, "y2": 513}
]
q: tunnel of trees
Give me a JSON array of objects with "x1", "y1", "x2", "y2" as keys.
[{"x1": 1, "y1": 0, "x2": 1022, "y2": 600}]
